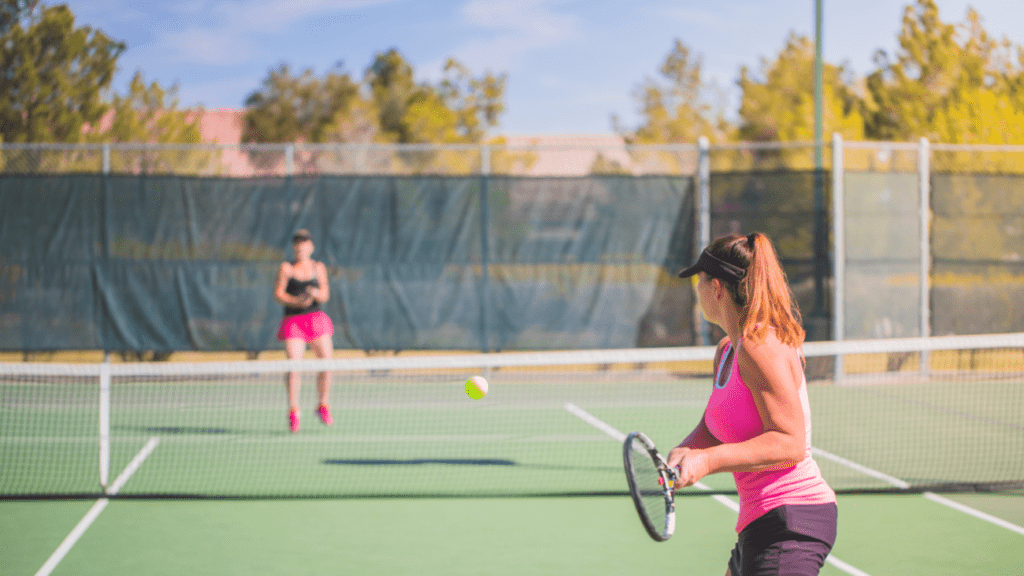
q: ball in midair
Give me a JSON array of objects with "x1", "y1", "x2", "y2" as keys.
[{"x1": 465, "y1": 375, "x2": 488, "y2": 399}]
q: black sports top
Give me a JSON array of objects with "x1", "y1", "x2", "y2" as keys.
[{"x1": 283, "y1": 275, "x2": 321, "y2": 316}]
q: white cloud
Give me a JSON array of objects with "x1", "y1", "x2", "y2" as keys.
[
  {"x1": 154, "y1": 27, "x2": 257, "y2": 66},
  {"x1": 131, "y1": 0, "x2": 398, "y2": 66},
  {"x1": 662, "y1": 3, "x2": 770, "y2": 33},
  {"x1": 662, "y1": 6, "x2": 731, "y2": 30},
  {"x1": 451, "y1": 0, "x2": 581, "y2": 71}
]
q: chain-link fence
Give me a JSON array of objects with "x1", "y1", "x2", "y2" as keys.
[
  {"x1": 2, "y1": 138, "x2": 1022, "y2": 353},
  {"x1": 0, "y1": 142, "x2": 702, "y2": 177}
]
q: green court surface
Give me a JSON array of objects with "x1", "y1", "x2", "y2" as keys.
[
  {"x1": 3, "y1": 357, "x2": 1023, "y2": 574},
  {"x1": 3, "y1": 492, "x2": 1023, "y2": 575}
]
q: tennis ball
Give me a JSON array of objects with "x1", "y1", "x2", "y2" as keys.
[{"x1": 465, "y1": 375, "x2": 488, "y2": 399}]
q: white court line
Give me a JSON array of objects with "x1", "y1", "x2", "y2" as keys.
[
  {"x1": 562, "y1": 403, "x2": 870, "y2": 576},
  {"x1": 923, "y1": 492, "x2": 1024, "y2": 536},
  {"x1": 564, "y1": 402, "x2": 626, "y2": 443},
  {"x1": 107, "y1": 437, "x2": 160, "y2": 494},
  {"x1": 813, "y1": 446, "x2": 1024, "y2": 536},
  {"x1": 811, "y1": 447, "x2": 910, "y2": 489},
  {"x1": 35, "y1": 437, "x2": 159, "y2": 576}
]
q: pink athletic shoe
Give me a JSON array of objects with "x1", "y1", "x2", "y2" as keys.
[
  {"x1": 317, "y1": 404, "x2": 333, "y2": 426},
  {"x1": 289, "y1": 409, "x2": 300, "y2": 433}
]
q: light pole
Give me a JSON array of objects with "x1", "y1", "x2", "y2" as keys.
[{"x1": 812, "y1": 0, "x2": 828, "y2": 334}]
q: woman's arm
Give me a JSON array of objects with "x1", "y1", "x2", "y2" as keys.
[
  {"x1": 674, "y1": 413, "x2": 722, "y2": 450},
  {"x1": 670, "y1": 334, "x2": 806, "y2": 486},
  {"x1": 310, "y1": 261, "x2": 330, "y2": 303}
]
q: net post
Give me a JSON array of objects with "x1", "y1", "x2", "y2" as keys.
[
  {"x1": 99, "y1": 353, "x2": 111, "y2": 492},
  {"x1": 919, "y1": 137, "x2": 931, "y2": 375},
  {"x1": 697, "y1": 136, "x2": 711, "y2": 346},
  {"x1": 831, "y1": 133, "x2": 845, "y2": 385},
  {"x1": 285, "y1": 143, "x2": 295, "y2": 176}
]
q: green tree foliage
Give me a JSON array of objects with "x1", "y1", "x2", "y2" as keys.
[
  {"x1": 242, "y1": 51, "x2": 507, "y2": 173},
  {"x1": 366, "y1": 49, "x2": 506, "y2": 145},
  {"x1": 106, "y1": 72, "x2": 203, "y2": 143},
  {"x1": 612, "y1": 39, "x2": 727, "y2": 174},
  {"x1": 738, "y1": 34, "x2": 864, "y2": 144},
  {"x1": 367, "y1": 48, "x2": 418, "y2": 143},
  {"x1": 436, "y1": 58, "x2": 506, "y2": 143},
  {"x1": 621, "y1": 40, "x2": 723, "y2": 145},
  {"x1": 864, "y1": 0, "x2": 961, "y2": 140},
  {"x1": 101, "y1": 71, "x2": 213, "y2": 174},
  {"x1": 243, "y1": 50, "x2": 506, "y2": 147},
  {"x1": 241, "y1": 62, "x2": 361, "y2": 144},
  {"x1": 731, "y1": 33, "x2": 862, "y2": 171},
  {"x1": 865, "y1": 0, "x2": 1024, "y2": 147},
  {"x1": 0, "y1": 1, "x2": 124, "y2": 143}
]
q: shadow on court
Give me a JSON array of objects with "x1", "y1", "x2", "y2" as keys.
[
  {"x1": 324, "y1": 458, "x2": 516, "y2": 466},
  {"x1": 323, "y1": 458, "x2": 619, "y2": 474}
]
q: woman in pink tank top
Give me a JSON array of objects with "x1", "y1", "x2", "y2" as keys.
[{"x1": 672, "y1": 232, "x2": 837, "y2": 576}]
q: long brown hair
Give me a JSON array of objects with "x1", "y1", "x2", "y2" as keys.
[{"x1": 706, "y1": 232, "x2": 804, "y2": 347}]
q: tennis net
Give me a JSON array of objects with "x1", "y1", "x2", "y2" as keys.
[{"x1": 2, "y1": 333, "x2": 1022, "y2": 499}]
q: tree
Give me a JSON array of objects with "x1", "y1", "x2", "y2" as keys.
[
  {"x1": 1000, "y1": 46, "x2": 1024, "y2": 110},
  {"x1": 242, "y1": 62, "x2": 361, "y2": 144},
  {"x1": 863, "y1": 0, "x2": 1016, "y2": 143},
  {"x1": 737, "y1": 33, "x2": 864, "y2": 144},
  {"x1": 933, "y1": 88, "x2": 1024, "y2": 145},
  {"x1": 366, "y1": 48, "x2": 419, "y2": 143},
  {"x1": 614, "y1": 39, "x2": 728, "y2": 174},
  {"x1": 0, "y1": 1, "x2": 125, "y2": 143},
  {"x1": 365, "y1": 49, "x2": 506, "y2": 145},
  {"x1": 619, "y1": 40, "x2": 725, "y2": 145},
  {"x1": 361, "y1": 49, "x2": 507, "y2": 173},
  {"x1": 106, "y1": 72, "x2": 203, "y2": 142},
  {"x1": 241, "y1": 62, "x2": 363, "y2": 173},
  {"x1": 437, "y1": 58, "x2": 506, "y2": 143},
  {"x1": 101, "y1": 71, "x2": 213, "y2": 174},
  {"x1": 241, "y1": 51, "x2": 507, "y2": 173}
]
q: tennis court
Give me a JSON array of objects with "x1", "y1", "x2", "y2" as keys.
[{"x1": 3, "y1": 336, "x2": 1023, "y2": 575}]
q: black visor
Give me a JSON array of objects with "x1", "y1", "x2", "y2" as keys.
[{"x1": 678, "y1": 249, "x2": 745, "y2": 283}]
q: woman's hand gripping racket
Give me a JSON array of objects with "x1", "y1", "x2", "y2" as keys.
[{"x1": 622, "y1": 431, "x2": 679, "y2": 542}]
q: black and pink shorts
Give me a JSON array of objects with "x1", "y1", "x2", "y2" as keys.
[
  {"x1": 276, "y1": 311, "x2": 334, "y2": 342},
  {"x1": 727, "y1": 503, "x2": 838, "y2": 576}
]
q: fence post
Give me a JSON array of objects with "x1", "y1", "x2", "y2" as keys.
[
  {"x1": 919, "y1": 137, "x2": 931, "y2": 373},
  {"x1": 831, "y1": 133, "x2": 845, "y2": 384},
  {"x1": 479, "y1": 145, "x2": 491, "y2": 353},
  {"x1": 285, "y1": 144, "x2": 295, "y2": 176},
  {"x1": 697, "y1": 136, "x2": 711, "y2": 346},
  {"x1": 102, "y1": 143, "x2": 111, "y2": 174}
]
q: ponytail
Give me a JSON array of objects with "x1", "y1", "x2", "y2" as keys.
[{"x1": 705, "y1": 232, "x2": 805, "y2": 347}]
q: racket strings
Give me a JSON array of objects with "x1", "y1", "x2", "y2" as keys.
[{"x1": 628, "y1": 438, "x2": 669, "y2": 527}]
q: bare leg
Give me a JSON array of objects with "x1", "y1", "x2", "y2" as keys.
[
  {"x1": 284, "y1": 338, "x2": 306, "y2": 411},
  {"x1": 309, "y1": 334, "x2": 334, "y2": 406}
]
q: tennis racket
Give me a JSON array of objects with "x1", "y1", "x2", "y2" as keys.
[{"x1": 623, "y1": 431, "x2": 678, "y2": 542}]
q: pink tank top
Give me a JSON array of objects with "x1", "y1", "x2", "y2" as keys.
[{"x1": 704, "y1": 340, "x2": 836, "y2": 533}]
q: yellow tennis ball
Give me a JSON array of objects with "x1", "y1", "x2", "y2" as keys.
[{"x1": 465, "y1": 375, "x2": 488, "y2": 399}]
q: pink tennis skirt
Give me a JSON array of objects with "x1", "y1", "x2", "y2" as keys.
[{"x1": 277, "y1": 311, "x2": 334, "y2": 342}]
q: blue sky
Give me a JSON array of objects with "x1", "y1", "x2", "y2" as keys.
[{"x1": 63, "y1": 0, "x2": 1023, "y2": 136}]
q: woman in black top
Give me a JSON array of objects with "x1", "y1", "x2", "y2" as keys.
[{"x1": 274, "y1": 229, "x2": 334, "y2": 433}]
